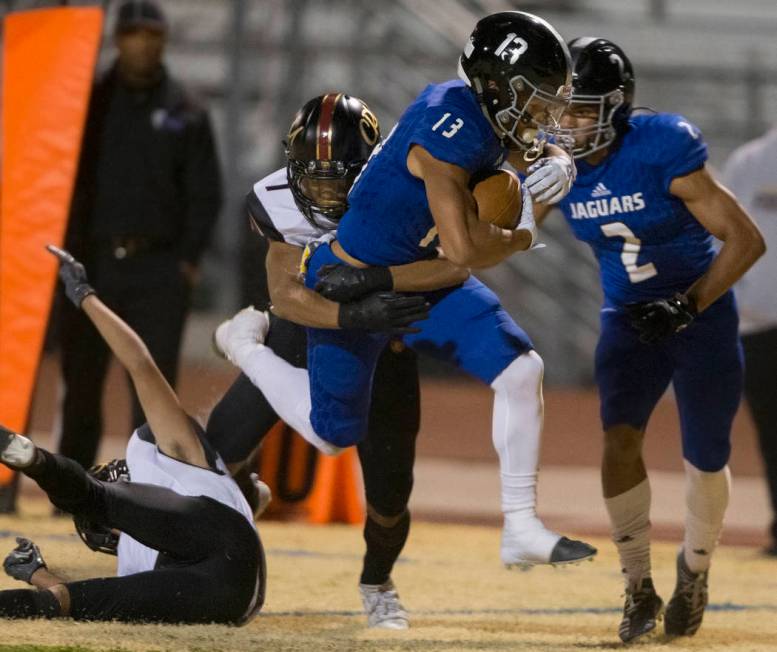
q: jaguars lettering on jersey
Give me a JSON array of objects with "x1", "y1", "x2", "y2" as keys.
[
  {"x1": 556, "y1": 113, "x2": 713, "y2": 307},
  {"x1": 337, "y1": 80, "x2": 507, "y2": 266}
]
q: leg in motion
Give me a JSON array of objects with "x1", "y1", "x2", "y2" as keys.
[
  {"x1": 356, "y1": 344, "x2": 419, "y2": 629},
  {"x1": 492, "y1": 352, "x2": 596, "y2": 566},
  {"x1": 664, "y1": 463, "x2": 729, "y2": 637},
  {"x1": 602, "y1": 425, "x2": 663, "y2": 643},
  {"x1": 666, "y1": 302, "x2": 741, "y2": 636},
  {"x1": 214, "y1": 307, "x2": 346, "y2": 455}
]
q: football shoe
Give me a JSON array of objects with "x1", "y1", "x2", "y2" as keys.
[
  {"x1": 664, "y1": 550, "x2": 709, "y2": 637},
  {"x1": 618, "y1": 577, "x2": 664, "y2": 643},
  {"x1": 359, "y1": 578, "x2": 409, "y2": 629}
]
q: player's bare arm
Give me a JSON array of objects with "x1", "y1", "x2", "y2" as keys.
[
  {"x1": 670, "y1": 166, "x2": 766, "y2": 312},
  {"x1": 316, "y1": 250, "x2": 470, "y2": 302},
  {"x1": 267, "y1": 240, "x2": 342, "y2": 328},
  {"x1": 47, "y1": 246, "x2": 208, "y2": 469},
  {"x1": 407, "y1": 144, "x2": 532, "y2": 268},
  {"x1": 268, "y1": 241, "x2": 430, "y2": 331},
  {"x1": 390, "y1": 257, "x2": 470, "y2": 291}
]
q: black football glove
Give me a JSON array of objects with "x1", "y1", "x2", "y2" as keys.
[
  {"x1": 46, "y1": 244, "x2": 95, "y2": 308},
  {"x1": 625, "y1": 293, "x2": 697, "y2": 344},
  {"x1": 3, "y1": 537, "x2": 47, "y2": 584},
  {"x1": 338, "y1": 292, "x2": 429, "y2": 334},
  {"x1": 315, "y1": 264, "x2": 393, "y2": 303}
]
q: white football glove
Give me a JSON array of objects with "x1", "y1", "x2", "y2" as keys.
[
  {"x1": 515, "y1": 187, "x2": 543, "y2": 250},
  {"x1": 214, "y1": 307, "x2": 270, "y2": 366},
  {"x1": 524, "y1": 155, "x2": 576, "y2": 205}
]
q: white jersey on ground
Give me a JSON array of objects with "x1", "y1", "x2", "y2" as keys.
[
  {"x1": 117, "y1": 429, "x2": 255, "y2": 577},
  {"x1": 247, "y1": 167, "x2": 337, "y2": 247},
  {"x1": 723, "y1": 128, "x2": 777, "y2": 334}
]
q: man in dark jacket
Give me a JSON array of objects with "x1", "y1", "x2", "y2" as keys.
[{"x1": 59, "y1": 0, "x2": 222, "y2": 470}]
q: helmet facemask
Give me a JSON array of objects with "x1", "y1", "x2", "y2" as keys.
[
  {"x1": 285, "y1": 153, "x2": 366, "y2": 230},
  {"x1": 552, "y1": 88, "x2": 625, "y2": 159},
  {"x1": 494, "y1": 76, "x2": 570, "y2": 158},
  {"x1": 466, "y1": 68, "x2": 570, "y2": 159},
  {"x1": 74, "y1": 459, "x2": 130, "y2": 556}
]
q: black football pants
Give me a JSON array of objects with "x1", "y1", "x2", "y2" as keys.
[
  {"x1": 742, "y1": 327, "x2": 777, "y2": 542},
  {"x1": 9, "y1": 450, "x2": 263, "y2": 624}
]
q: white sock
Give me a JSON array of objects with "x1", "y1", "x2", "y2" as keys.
[
  {"x1": 605, "y1": 478, "x2": 652, "y2": 590},
  {"x1": 683, "y1": 460, "x2": 730, "y2": 573},
  {"x1": 238, "y1": 345, "x2": 343, "y2": 456},
  {"x1": 491, "y1": 351, "x2": 559, "y2": 560}
]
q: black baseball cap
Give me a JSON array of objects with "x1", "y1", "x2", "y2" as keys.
[{"x1": 115, "y1": 0, "x2": 168, "y2": 34}]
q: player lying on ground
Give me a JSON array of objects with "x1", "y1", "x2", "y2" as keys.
[
  {"x1": 216, "y1": 11, "x2": 597, "y2": 570},
  {"x1": 0, "y1": 246, "x2": 266, "y2": 624},
  {"x1": 207, "y1": 93, "x2": 463, "y2": 629},
  {"x1": 540, "y1": 37, "x2": 766, "y2": 642}
]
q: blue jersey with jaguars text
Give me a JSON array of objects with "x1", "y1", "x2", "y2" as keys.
[
  {"x1": 556, "y1": 113, "x2": 713, "y2": 307},
  {"x1": 336, "y1": 79, "x2": 507, "y2": 266}
]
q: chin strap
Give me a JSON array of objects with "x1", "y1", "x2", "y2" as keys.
[{"x1": 523, "y1": 139, "x2": 544, "y2": 162}]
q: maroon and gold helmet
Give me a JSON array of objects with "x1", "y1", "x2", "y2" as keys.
[{"x1": 284, "y1": 93, "x2": 380, "y2": 228}]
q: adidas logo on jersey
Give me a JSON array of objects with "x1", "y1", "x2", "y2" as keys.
[
  {"x1": 591, "y1": 182, "x2": 611, "y2": 198},
  {"x1": 570, "y1": 192, "x2": 646, "y2": 219}
]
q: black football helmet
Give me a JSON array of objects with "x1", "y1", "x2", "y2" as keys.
[
  {"x1": 556, "y1": 37, "x2": 635, "y2": 159},
  {"x1": 284, "y1": 93, "x2": 380, "y2": 228},
  {"x1": 458, "y1": 11, "x2": 572, "y2": 157},
  {"x1": 73, "y1": 458, "x2": 130, "y2": 556}
]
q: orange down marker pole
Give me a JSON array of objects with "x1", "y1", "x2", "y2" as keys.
[{"x1": 0, "y1": 7, "x2": 104, "y2": 487}]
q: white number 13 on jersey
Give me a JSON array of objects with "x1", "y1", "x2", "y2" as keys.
[
  {"x1": 432, "y1": 112, "x2": 464, "y2": 138},
  {"x1": 601, "y1": 222, "x2": 658, "y2": 283}
]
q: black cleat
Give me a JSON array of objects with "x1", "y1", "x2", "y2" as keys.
[
  {"x1": 664, "y1": 550, "x2": 709, "y2": 637},
  {"x1": 549, "y1": 537, "x2": 598, "y2": 565},
  {"x1": 618, "y1": 577, "x2": 664, "y2": 643}
]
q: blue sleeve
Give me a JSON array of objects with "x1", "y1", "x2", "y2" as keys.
[
  {"x1": 408, "y1": 99, "x2": 490, "y2": 174},
  {"x1": 640, "y1": 114, "x2": 708, "y2": 192}
]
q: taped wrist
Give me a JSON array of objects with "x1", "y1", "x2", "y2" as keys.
[
  {"x1": 363, "y1": 266, "x2": 393, "y2": 292},
  {"x1": 72, "y1": 283, "x2": 95, "y2": 308},
  {"x1": 338, "y1": 303, "x2": 363, "y2": 329}
]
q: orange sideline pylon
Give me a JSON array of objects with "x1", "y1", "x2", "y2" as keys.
[
  {"x1": 0, "y1": 7, "x2": 103, "y2": 487},
  {"x1": 258, "y1": 421, "x2": 364, "y2": 524}
]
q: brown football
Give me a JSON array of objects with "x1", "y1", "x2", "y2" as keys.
[{"x1": 472, "y1": 169, "x2": 522, "y2": 229}]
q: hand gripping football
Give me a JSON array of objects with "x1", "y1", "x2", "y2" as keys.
[{"x1": 471, "y1": 169, "x2": 523, "y2": 229}]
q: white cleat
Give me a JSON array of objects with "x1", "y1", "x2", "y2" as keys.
[
  {"x1": 213, "y1": 307, "x2": 270, "y2": 365},
  {"x1": 359, "y1": 579, "x2": 409, "y2": 630},
  {"x1": 250, "y1": 473, "x2": 272, "y2": 519},
  {"x1": 0, "y1": 425, "x2": 36, "y2": 469},
  {"x1": 501, "y1": 519, "x2": 597, "y2": 570}
]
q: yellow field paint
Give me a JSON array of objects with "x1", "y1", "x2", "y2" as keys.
[{"x1": 1, "y1": 498, "x2": 776, "y2": 651}]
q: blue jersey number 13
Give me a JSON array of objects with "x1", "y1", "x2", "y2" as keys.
[{"x1": 431, "y1": 113, "x2": 464, "y2": 139}]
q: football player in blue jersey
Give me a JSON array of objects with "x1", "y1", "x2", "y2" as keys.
[
  {"x1": 539, "y1": 38, "x2": 765, "y2": 642},
  {"x1": 217, "y1": 11, "x2": 598, "y2": 572}
]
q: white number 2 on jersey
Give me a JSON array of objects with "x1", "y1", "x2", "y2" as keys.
[
  {"x1": 601, "y1": 222, "x2": 658, "y2": 283},
  {"x1": 432, "y1": 112, "x2": 464, "y2": 138}
]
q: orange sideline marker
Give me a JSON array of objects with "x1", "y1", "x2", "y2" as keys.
[{"x1": 0, "y1": 7, "x2": 103, "y2": 486}]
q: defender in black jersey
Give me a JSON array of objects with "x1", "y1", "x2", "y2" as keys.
[
  {"x1": 206, "y1": 94, "x2": 468, "y2": 629},
  {"x1": 0, "y1": 247, "x2": 264, "y2": 624}
]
